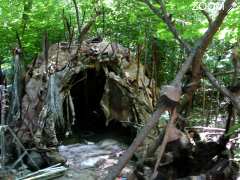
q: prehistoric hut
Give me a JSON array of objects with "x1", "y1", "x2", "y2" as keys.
[{"x1": 15, "y1": 39, "x2": 155, "y2": 153}]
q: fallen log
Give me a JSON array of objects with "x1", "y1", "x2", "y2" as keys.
[{"x1": 186, "y1": 126, "x2": 225, "y2": 132}]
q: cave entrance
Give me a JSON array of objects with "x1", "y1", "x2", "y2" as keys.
[{"x1": 61, "y1": 68, "x2": 136, "y2": 145}]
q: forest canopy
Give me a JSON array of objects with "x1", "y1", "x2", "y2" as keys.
[{"x1": 1, "y1": 0, "x2": 239, "y2": 78}]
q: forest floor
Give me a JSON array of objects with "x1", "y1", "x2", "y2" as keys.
[
  {"x1": 54, "y1": 127, "x2": 240, "y2": 180},
  {"x1": 56, "y1": 131, "x2": 135, "y2": 180}
]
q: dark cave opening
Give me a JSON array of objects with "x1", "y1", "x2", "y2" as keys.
[
  {"x1": 70, "y1": 68, "x2": 106, "y2": 133},
  {"x1": 60, "y1": 68, "x2": 136, "y2": 145}
]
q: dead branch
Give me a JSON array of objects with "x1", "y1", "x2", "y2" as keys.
[
  {"x1": 152, "y1": 108, "x2": 177, "y2": 179},
  {"x1": 72, "y1": 0, "x2": 82, "y2": 42},
  {"x1": 8, "y1": 48, "x2": 23, "y2": 123},
  {"x1": 202, "y1": 65, "x2": 240, "y2": 112},
  {"x1": 172, "y1": 0, "x2": 235, "y2": 86},
  {"x1": 186, "y1": 126, "x2": 225, "y2": 132},
  {"x1": 78, "y1": 13, "x2": 100, "y2": 44},
  {"x1": 213, "y1": 70, "x2": 235, "y2": 76},
  {"x1": 43, "y1": 32, "x2": 49, "y2": 75},
  {"x1": 0, "y1": 86, "x2": 7, "y2": 125},
  {"x1": 142, "y1": 0, "x2": 191, "y2": 53},
  {"x1": 201, "y1": 10, "x2": 213, "y2": 25},
  {"x1": 69, "y1": 94, "x2": 76, "y2": 125},
  {"x1": 105, "y1": 106, "x2": 166, "y2": 180}
]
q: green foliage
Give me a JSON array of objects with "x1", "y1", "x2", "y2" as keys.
[{"x1": 0, "y1": 0, "x2": 239, "y2": 88}]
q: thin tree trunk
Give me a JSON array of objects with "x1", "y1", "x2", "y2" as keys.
[
  {"x1": 43, "y1": 32, "x2": 49, "y2": 76},
  {"x1": 136, "y1": 45, "x2": 141, "y2": 88},
  {"x1": 21, "y1": 0, "x2": 33, "y2": 36},
  {"x1": 232, "y1": 47, "x2": 239, "y2": 86},
  {"x1": 72, "y1": 0, "x2": 82, "y2": 42}
]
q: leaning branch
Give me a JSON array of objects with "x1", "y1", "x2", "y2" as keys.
[
  {"x1": 79, "y1": 12, "x2": 100, "y2": 43},
  {"x1": 201, "y1": 10, "x2": 213, "y2": 25},
  {"x1": 171, "y1": 0, "x2": 235, "y2": 85},
  {"x1": 202, "y1": 65, "x2": 240, "y2": 112},
  {"x1": 105, "y1": 107, "x2": 166, "y2": 180},
  {"x1": 142, "y1": 0, "x2": 191, "y2": 53},
  {"x1": 143, "y1": 0, "x2": 234, "y2": 86}
]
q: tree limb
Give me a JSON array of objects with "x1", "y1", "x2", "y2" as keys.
[
  {"x1": 105, "y1": 106, "x2": 166, "y2": 180},
  {"x1": 79, "y1": 12, "x2": 100, "y2": 44},
  {"x1": 201, "y1": 10, "x2": 213, "y2": 25},
  {"x1": 171, "y1": 0, "x2": 235, "y2": 86},
  {"x1": 72, "y1": 0, "x2": 82, "y2": 42},
  {"x1": 202, "y1": 65, "x2": 240, "y2": 112},
  {"x1": 142, "y1": 0, "x2": 191, "y2": 53}
]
